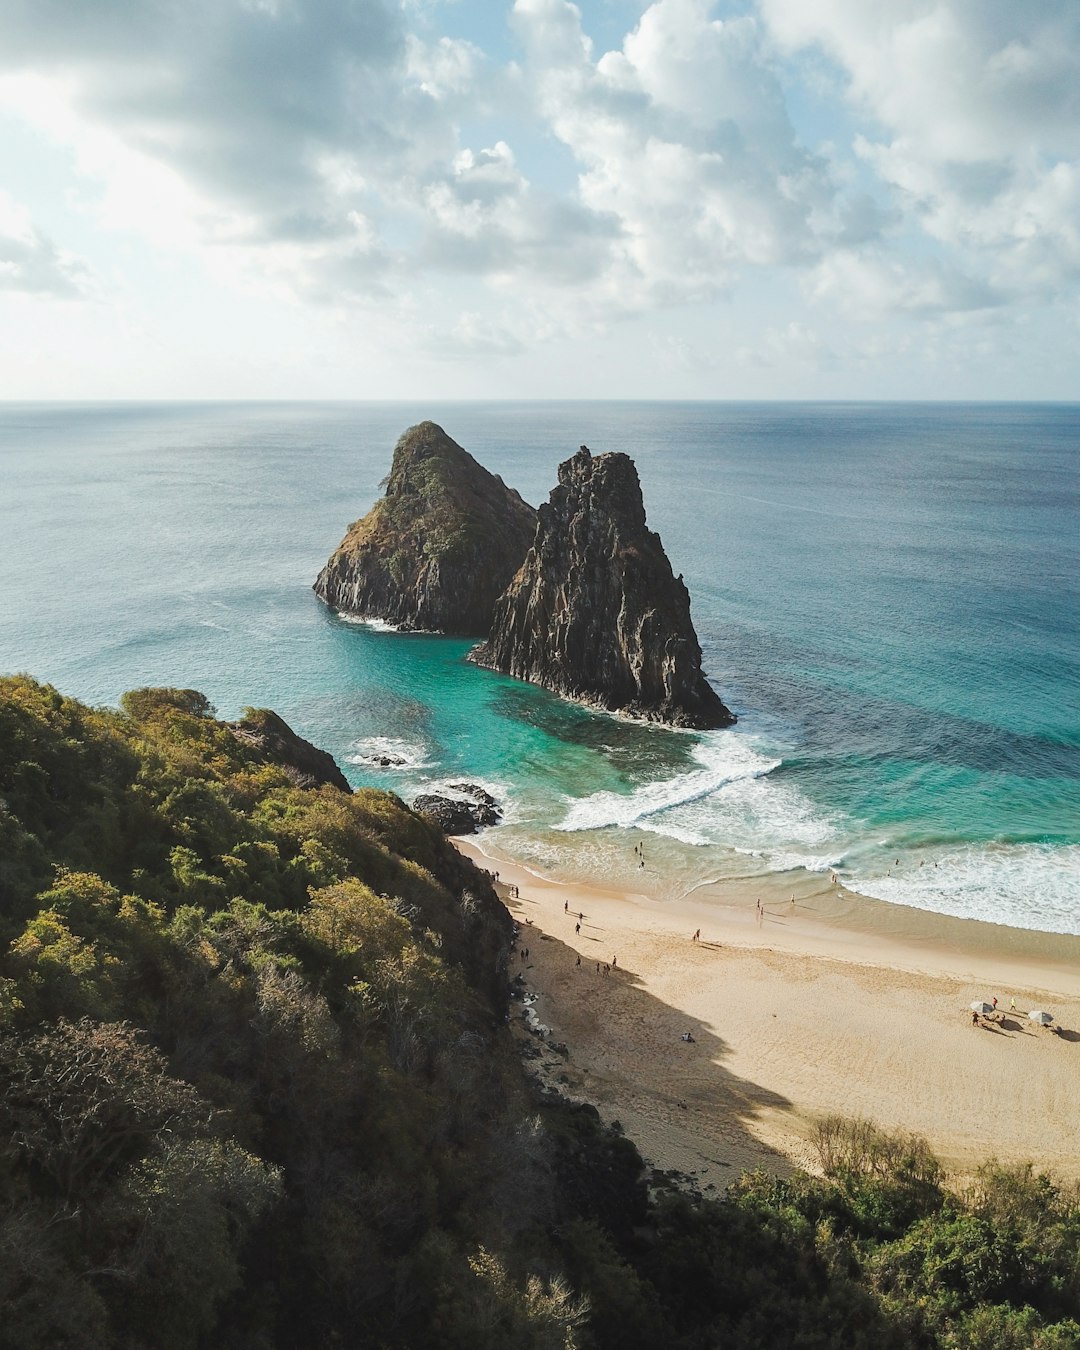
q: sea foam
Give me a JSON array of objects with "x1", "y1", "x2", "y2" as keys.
[
  {"x1": 347, "y1": 735, "x2": 433, "y2": 771},
  {"x1": 849, "y1": 843, "x2": 1080, "y2": 937},
  {"x1": 554, "y1": 734, "x2": 781, "y2": 833},
  {"x1": 335, "y1": 611, "x2": 400, "y2": 632}
]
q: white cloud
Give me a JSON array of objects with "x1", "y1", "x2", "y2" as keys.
[
  {"x1": 1, "y1": 0, "x2": 1077, "y2": 394},
  {"x1": 805, "y1": 249, "x2": 1000, "y2": 320},
  {"x1": 511, "y1": 0, "x2": 836, "y2": 311},
  {"x1": 0, "y1": 189, "x2": 92, "y2": 297},
  {"x1": 0, "y1": 0, "x2": 456, "y2": 301},
  {"x1": 760, "y1": 0, "x2": 1080, "y2": 299},
  {"x1": 406, "y1": 34, "x2": 484, "y2": 101},
  {"x1": 419, "y1": 310, "x2": 526, "y2": 358}
]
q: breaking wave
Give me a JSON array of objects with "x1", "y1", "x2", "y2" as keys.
[
  {"x1": 848, "y1": 842, "x2": 1080, "y2": 936},
  {"x1": 555, "y1": 735, "x2": 782, "y2": 833}
]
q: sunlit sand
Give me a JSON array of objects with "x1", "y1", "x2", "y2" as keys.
[{"x1": 457, "y1": 839, "x2": 1080, "y2": 1190}]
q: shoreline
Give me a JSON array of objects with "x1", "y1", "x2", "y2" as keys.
[{"x1": 456, "y1": 835, "x2": 1080, "y2": 1189}]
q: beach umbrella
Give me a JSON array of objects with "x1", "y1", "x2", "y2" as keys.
[
  {"x1": 1029, "y1": 1010, "x2": 1054, "y2": 1026},
  {"x1": 970, "y1": 1001, "x2": 994, "y2": 1015}
]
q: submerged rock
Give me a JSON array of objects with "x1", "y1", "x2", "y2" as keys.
[
  {"x1": 471, "y1": 445, "x2": 734, "y2": 729},
  {"x1": 314, "y1": 421, "x2": 537, "y2": 635},
  {"x1": 228, "y1": 708, "x2": 352, "y2": 792},
  {"x1": 412, "y1": 784, "x2": 502, "y2": 835}
]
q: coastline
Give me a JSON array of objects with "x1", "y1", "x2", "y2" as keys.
[{"x1": 456, "y1": 835, "x2": 1080, "y2": 1190}]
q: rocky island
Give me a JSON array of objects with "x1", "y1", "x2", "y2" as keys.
[
  {"x1": 471, "y1": 445, "x2": 735, "y2": 729},
  {"x1": 314, "y1": 421, "x2": 536, "y2": 635}
]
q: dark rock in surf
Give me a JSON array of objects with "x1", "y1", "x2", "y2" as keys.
[
  {"x1": 314, "y1": 421, "x2": 537, "y2": 635},
  {"x1": 228, "y1": 708, "x2": 352, "y2": 792},
  {"x1": 471, "y1": 445, "x2": 734, "y2": 730},
  {"x1": 413, "y1": 784, "x2": 502, "y2": 835}
]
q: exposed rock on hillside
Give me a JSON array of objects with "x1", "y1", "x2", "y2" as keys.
[
  {"x1": 314, "y1": 421, "x2": 537, "y2": 635},
  {"x1": 471, "y1": 446, "x2": 735, "y2": 729},
  {"x1": 228, "y1": 708, "x2": 352, "y2": 792}
]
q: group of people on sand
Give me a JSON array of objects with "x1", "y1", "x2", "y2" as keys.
[
  {"x1": 971, "y1": 996, "x2": 1011, "y2": 1025},
  {"x1": 970, "y1": 995, "x2": 1059, "y2": 1033}
]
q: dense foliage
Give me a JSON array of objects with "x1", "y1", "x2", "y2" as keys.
[{"x1": 1, "y1": 675, "x2": 1078, "y2": 1348}]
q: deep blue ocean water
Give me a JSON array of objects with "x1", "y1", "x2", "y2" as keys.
[{"x1": 2, "y1": 401, "x2": 1078, "y2": 932}]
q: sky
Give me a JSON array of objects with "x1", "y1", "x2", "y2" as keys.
[{"x1": 1, "y1": 0, "x2": 1079, "y2": 401}]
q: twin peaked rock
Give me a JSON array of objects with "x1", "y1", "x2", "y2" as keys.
[{"x1": 315, "y1": 423, "x2": 735, "y2": 730}]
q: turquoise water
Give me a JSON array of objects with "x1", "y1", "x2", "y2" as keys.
[{"x1": 2, "y1": 401, "x2": 1078, "y2": 933}]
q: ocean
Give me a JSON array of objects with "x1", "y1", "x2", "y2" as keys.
[{"x1": 2, "y1": 401, "x2": 1078, "y2": 934}]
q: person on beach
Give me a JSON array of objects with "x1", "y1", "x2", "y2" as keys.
[
  {"x1": 1010, "y1": 997, "x2": 1017, "y2": 1013},
  {"x1": 579, "y1": 911, "x2": 583, "y2": 922},
  {"x1": 564, "y1": 900, "x2": 568, "y2": 912},
  {"x1": 596, "y1": 962, "x2": 600, "y2": 973},
  {"x1": 576, "y1": 955, "x2": 581, "y2": 967},
  {"x1": 575, "y1": 922, "x2": 581, "y2": 934},
  {"x1": 692, "y1": 929, "x2": 700, "y2": 942},
  {"x1": 603, "y1": 964, "x2": 610, "y2": 976},
  {"x1": 612, "y1": 955, "x2": 617, "y2": 969}
]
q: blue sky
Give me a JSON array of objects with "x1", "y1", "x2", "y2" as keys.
[{"x1": 1, "y1": 0, "x2": 1078, "y2": 399}]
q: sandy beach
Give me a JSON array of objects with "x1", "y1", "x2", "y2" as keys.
[{"x1": 457, "y1": 839, "x2": 1080, "y2": 1190}]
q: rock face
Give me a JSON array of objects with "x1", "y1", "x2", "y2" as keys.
[
  {"x1": 315, "y1": 422, "x2": 537, "y2": 635},
  {"x1": 471, "y1": 446, "x2": 735, "y2": 729},
  {"x1": 412, "y1": 784, "x2": 502, "y2": 836},
  {"x1": 228, "y1": 709, "x2": 352, "y2": 792}
]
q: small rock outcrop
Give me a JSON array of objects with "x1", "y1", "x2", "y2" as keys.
[
  {"x1": 412, "y1": 784, "x2": 502, "y2": 835},
  {"x1": 471, "y1": 446, "x2": 734, "y2": 729},
  {"x1": 315, "y1": 422, "x2": 537, "y2": 635},
  {"x1": 228, "y1": 709, "x2": 352, "y2": 792}
]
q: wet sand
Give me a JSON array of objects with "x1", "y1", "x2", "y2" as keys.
[{"x1": 458, "y1": 838, "x2": 1080, "y2": 1189}]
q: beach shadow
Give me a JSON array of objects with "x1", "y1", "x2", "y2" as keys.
[
  {"x1": 977, "y1": 1020, "x2": 1011, "y2": 1036},
  {"x1": 514, "y1": 924, "x2": 797, "y2": 1181},
  {"x1": 1053, "y1": 1027, "x2": 1080, "y2": 1043}
]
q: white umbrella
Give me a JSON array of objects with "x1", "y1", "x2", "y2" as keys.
[
  {"x1": 970, "y1": 1001, "x2": 994, "y2": 1015},
  {"x1": 1028, "y1": 1010, "x2": 1054, "y2": 1026}
]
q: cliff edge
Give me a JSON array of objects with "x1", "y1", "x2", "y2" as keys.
[
  {"x1": 228, "y1": 707, "x2": 353, "y2": 792},
  {"x1": 314, "y1": 421, "x2": 537, "y2": 635},
  {"x1": 471, "y1": 446, "x2": 735, "y2": 729}
]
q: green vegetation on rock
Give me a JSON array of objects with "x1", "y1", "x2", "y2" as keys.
[{"x1": 314, "y1": 422, "x2": 537, "y2": 635}]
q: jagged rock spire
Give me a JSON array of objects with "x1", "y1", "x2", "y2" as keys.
[{"x1": 471, "y1": 446, "x2": 734, "y2": 729}]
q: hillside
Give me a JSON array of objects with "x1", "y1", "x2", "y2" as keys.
[{"x1": 1, "y1": 675, "x2": 1078, "y2": 1349}]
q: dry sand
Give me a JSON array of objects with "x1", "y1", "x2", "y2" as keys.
[{"x1": 457, "y1": 839, "x2": 1080, "y2": 1190}]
